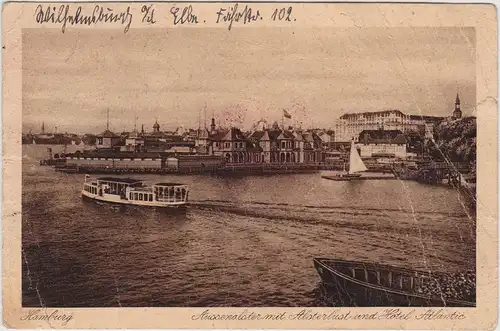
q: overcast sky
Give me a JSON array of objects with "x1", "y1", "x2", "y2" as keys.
[{"x1": 23, "y1": 27, "x2": 475, "y2": 134}]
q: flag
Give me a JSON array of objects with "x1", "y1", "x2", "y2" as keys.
[{"x1": 283, "y1": 109, "x2": 292, "y2": 119}]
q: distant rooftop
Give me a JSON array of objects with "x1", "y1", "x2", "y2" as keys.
[
  {"x1": 358, "y1": 129, "x2": 407, "y2": 144},
  {"x1": 340, "y1": 110, "x2": 405, "y2": 119},
  {"x1": 98, "y1": 130, "x2": 119, "y2": 138}
]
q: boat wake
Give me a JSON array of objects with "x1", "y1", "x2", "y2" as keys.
[
  {"x1": 187, "y1": 199, "x2": 475, "y2": 247},
  {"x1": 190, "y1": 199, "x2": 467, "y2": 217}
]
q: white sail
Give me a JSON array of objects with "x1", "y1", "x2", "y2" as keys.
[{"x1": 348, "y1": 140, "x2": 367, "y2": 174}]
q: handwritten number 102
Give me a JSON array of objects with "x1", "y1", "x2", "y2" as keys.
[{"x1": 271, "y1": 7, "x2": 293, "y2": 21}]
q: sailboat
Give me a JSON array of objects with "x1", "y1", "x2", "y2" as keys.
[{"x1": 322, "y1": 139, "x2": 368, "y2": 181}]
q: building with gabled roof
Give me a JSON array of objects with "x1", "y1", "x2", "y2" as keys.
[
  {"x1": 210, "y1": 127, "x2": 259, "y2": 163},
  {"x1": 245, "y1": 127, "x2": 323, "y2": 164},
  {"x1": 357, "y1": 129, "x2": 409, "y2": 158},
  {"x1": 96, "y1": 129, "x2": 121, "y2": 150}
]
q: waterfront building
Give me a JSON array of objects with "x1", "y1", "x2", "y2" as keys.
[
  {"x1": 119, "y1": 121, "x2": 195, "y2": 153},
  {"x1": 335, "y1": 110, "x2": 442, "y2": 142},
  {"x1": 96, "y1": 109, "x2": 122, "y2": 149},
  {"x1": 206, "y1": 117, "x2": 325, "y2": 164},
  {"x1": 246, "y1": 126, "x2": 323, "y2": 164},
  {"x1": 211, "y1": 127, "x2": 262, "y2": 163},
  {"x1": 333, "y1": 93, "x2": 464, "y2": 142},
  {"x1": 96, "y1": 129, "x2": 121, "y2": 150},
  {"x1": 122, "y1": 130, "x2": 145, "y2": 152},
  {"x1": 357, "y1": 130, "x2": 408, "y2": 159}
]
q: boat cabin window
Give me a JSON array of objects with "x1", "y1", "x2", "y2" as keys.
[
  {"x1": 354, "y1": 269, "x2": 365, "y2": 281},
  {"x1": 401, "y1": 276, "x2": 413, "y2": 291},
  {"x1": 393, "y1": 274, "x2": 403, "y2": 289},
  {"x1": 149, "y1": 194, "x2": 153, "y2": 202},
  {"x1": 379, "y1": 271, "x2": 392, "y2": 287},
  {"x1": 367, "y1": 270, "x2": 378, "y2": 284},
  {"x1": 85, "y1": 185, "x2": 96, "y2": 195}
]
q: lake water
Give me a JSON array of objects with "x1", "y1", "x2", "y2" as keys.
[{"x1": 22, "y1": 145, "x2": 476, "y2": 307}]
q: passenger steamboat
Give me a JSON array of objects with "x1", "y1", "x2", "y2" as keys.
[{"x1": 81, "y1": 175, "x2": 189, "y2": 208}]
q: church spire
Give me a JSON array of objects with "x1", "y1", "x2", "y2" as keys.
[{"x1": 453, "y1": 91, "x2": 462, "y2": 119}]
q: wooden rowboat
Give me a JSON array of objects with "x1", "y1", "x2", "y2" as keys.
[{"x1": 313, "y1": 258, "x2": 475, "y2": 307}]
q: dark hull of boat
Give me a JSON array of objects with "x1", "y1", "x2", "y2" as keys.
[
  {"x1": 81, "y1": 194, "x2": 188, "y2": 211},
  {"x1": 313, "y1": 258, "x2": 475, "y2": 307},
  {"x1": 321, "y1": 175, "x2": 359, "y2": 181},
  {"x1": 321, "y1": 175, "x2": 396, "y2": 181}
]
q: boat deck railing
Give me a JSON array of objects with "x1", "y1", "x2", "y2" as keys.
[
  {"x1": 130, "y1": 187, "x2": 152, "y2": 192},
  {"x1": 155, "y1": 196, "x2": 186, "y2": 203}
]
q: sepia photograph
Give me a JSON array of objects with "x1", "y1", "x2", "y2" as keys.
[{"x1": 19, "y1": 24, "x2": 479, "y2": 309}]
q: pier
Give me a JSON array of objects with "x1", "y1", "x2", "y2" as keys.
[{"x1": 415, "y1": 161, "x2": 472, "y2": 186}]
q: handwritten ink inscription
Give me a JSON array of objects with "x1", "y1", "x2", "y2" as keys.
[
  {"x1": 270, "y1": 7, "x2": 294, "y2": 21},
  {"x1": 215, "y1": 4, "x2": 262, "y2": 31},
  {"x1": 141, "y1": 5, "x2": 156, "y2": 24},
  {"x1": 34, "y1": 5, "x2": 133, "y2": 33},
  {"x1": 170, "y1": 5, "x2": 199, "y2": 25},
  {"x1": 33, "y1": 3, "x2": 296, "y2": 32}
]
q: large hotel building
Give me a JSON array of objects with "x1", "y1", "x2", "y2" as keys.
[{"x1": 334, "y1": 93, "x2": 462, "y2": 142}]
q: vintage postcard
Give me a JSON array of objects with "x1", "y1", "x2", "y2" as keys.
[{"x1": 2, "y1": 1, "x2": 498, "y2": 330}]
